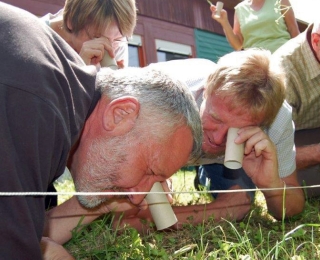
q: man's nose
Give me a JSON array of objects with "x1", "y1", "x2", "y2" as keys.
[
  {"x1": 211, "y1": 125, "x2": 228, "y2": 145},
  {"x1": 126, "y1": 182, "x2": 154, "y2": 206}
]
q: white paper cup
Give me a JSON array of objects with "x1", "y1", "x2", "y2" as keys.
[
  {"x1": 100, "y1": 53, "x2": 118, "y2": 70},
  {"x1": 145, "y1": 182, "x2": 178, "y2": 230},
  {"x1": 215, "y1": 1, "x2": 224, "y2": 17},
  {"x1": 224, "y1": 127, "x2": 244, "y2": 169}
]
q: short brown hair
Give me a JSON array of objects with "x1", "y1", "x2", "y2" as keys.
[
  {"x1": 63, "y1": 0, "x2": 137, "y2": 37},
  {"x1": 205, "y1": 48, "x2": 285, "y2": 127}
]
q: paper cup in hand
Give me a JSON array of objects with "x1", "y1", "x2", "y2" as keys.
[
  {"x1": 145, "y1": 182, "x2": 177, "y2": 230},
  {"x1": 224, "y1": 127, "x2": 244, "y2": 169},
  {"x1": 100, "y1": 53, "x2": 118, "y2": 70},
  {"x1": 215, "y1": 1, "x2": 224, "y2": 17}
]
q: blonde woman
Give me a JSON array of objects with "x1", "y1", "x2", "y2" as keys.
[
  {"x1": 210, "y1": 0, "x2": 299, "y2": 53},
  {"x1": 42, "y1": 0, "x2": 137, "y2": 68},
  {"x1": 42, "y1": 0, "x2": 137, "y2": 209}
]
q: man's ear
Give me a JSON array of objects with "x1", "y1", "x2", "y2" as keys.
[
  {"x1": 66, "y1": 19, "x2": 72, "y2": 31},
  {"x1": 311, "y1": 33, "x2": 320, "y2": 52},
  {"x1": 102, "y1": 96, "x2": 140, "y2": 135}
]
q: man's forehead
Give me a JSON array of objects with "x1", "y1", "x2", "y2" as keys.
[{"x1": 207, "y1": 95, "x2": 259, "y2": 127}]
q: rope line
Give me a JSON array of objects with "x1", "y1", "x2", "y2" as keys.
[{"x1": 0, "y1": 184, "x2": 319, "y2": 196}]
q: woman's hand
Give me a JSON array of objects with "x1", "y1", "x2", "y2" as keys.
[
  {"x1": 210, "y1": 5, "x2": 229, "y2": 25},
  {"x1": 79, "y1": 37, "x2": 114, "y2": 66}
]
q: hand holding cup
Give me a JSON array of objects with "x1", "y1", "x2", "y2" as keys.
[
  {"x1": 215, "y1": 1, "x2": 224, "y2": 18},
  {"x1": 100, "y1": 53, "x2": 118, "y2": 70}
]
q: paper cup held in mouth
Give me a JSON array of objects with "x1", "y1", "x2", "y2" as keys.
[{"x1": 145, "y1": 182, "x2": 178, "y2": 230}]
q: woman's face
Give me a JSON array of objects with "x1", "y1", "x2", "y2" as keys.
[{"x1": 69, "y1": 21, "x2": 124, "y2": 56}]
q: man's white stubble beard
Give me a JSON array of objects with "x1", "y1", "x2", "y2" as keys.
[{"x1": 74, "y1": 132, "x2": 139, "y2": 209}]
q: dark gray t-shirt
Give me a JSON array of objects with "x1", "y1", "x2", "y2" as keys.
[{"x1": 0, "y1": 3, "x2": 98, "y2": 259}]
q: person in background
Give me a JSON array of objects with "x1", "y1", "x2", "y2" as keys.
[
  {"x1": 210, "y1": 0, "x2": 299, "y2": 53},
  {"x1": 42, "y1": 0, "x2": 137, "y2": 209},
  {"x1": 200, "y1": 0, "x2": 301, "y2": 212},
  {"x1": 111, "y1": 49, "x2": 305, "y2": 232},
  {"x1": 0, "y1": 3, "x2": 202, "y2": 259},
  {"x1": 272, "y1": 19, "x2": 320, "y2": 197},
  {"x1": 41, "y1": 0, "x2": 136, "y2": 68}
]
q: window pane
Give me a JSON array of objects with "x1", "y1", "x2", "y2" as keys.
[
  {"x1": 128, "y1": 45, "x2": 140, "y2": 67},
  {"x1": 157, "y1": 51, "x2": 189, "y2": 62}
]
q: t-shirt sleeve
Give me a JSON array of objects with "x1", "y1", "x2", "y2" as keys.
[{"x1": 265, "y1": 101, "x2": 296, "y2": 178}]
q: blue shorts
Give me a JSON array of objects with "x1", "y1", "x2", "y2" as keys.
[{"x1": 198, "y1": 163, "x2": 256, "y2": 201}]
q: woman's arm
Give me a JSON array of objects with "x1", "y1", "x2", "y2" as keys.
[
  {"x1": 281, "y1": 0, "x2": 300, "y2": 38},
  {"x1": 210, "y1": 5, "x2": 243, "y2": 50}
]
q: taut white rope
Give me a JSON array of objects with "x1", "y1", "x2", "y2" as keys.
[{"x1": 0, "y1": 184, "x2": 319, "y2": 196}]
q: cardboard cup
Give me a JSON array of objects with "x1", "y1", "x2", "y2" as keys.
[
  {"x1": 224, "y1": 127, "x2": 244, "y2": 169},
  {"x1": 215, "y1": 1, "x2": 224, "y2": 17},
  {"x1": 100, "y1": 53, "x2": 118, "y2": 70},
  {"x1": 145, "y1": 182, "x2": 178, "y2": 230}
]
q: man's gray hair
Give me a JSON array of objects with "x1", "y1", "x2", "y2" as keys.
[{"x1": 97, "y1": 67, "x2": 203, "y2": 163}]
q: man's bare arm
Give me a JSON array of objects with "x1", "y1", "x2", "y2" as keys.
[
  {"x1": 261, "y1": 170, "x2": 305, "y2": 220},
  {"x1": 296, "y1": 144, "x2": 320, "y2": 170},
  {"x1": 43, "y1": 196, "x2": 135, "y2": 244}
]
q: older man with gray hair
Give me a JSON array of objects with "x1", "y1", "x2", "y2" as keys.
[{"x1": 0, "y1": 3, "x2": 202, "y2": 259}]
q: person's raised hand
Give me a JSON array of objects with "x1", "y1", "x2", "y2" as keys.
[
  {"x1": 210, "y1": 5, "x2": 228, "y2": 24},
  {"x1": 79, "y1": 36, "x2": 114, "y2": 66}
]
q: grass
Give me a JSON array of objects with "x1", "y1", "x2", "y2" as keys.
[{"x1": 54, "y1": 169, "x2": 320, "y2": 259}]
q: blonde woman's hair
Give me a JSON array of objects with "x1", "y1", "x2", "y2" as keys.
[
  {"x1": 63, "y1": 0, "x2": 137, "y2": 37},
  {"x1": 205, "y1": 48, "x2": 285, "y2": 127}
]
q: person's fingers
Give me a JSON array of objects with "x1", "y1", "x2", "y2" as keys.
[
  {"x1": 161, "y1": 179, "x2": 173, "y2": 203},
  {"x1": 41, "y1": 237, "x2": 75, "y2": 260}
]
